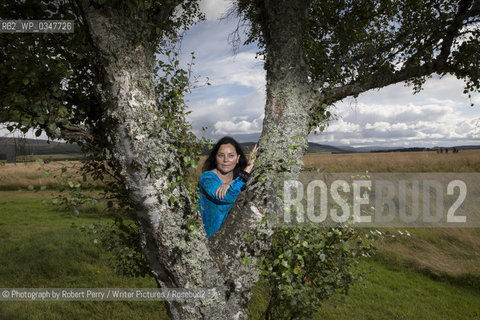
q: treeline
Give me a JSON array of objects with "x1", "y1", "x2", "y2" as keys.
[{"x1": 0, "y1": 137, "x2": 81, "y2": 158}]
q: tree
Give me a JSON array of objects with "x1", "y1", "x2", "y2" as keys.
[
  {"x1": 215, "y1": 0, "x2": 479, "y2": 317},
  {"x1": 1, "y1": 0, "x2": 479, "y2": 319}
]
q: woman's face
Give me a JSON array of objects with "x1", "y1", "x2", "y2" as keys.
[{"x1": 216, "y1": 143, "x2": 240, "y2": 174}]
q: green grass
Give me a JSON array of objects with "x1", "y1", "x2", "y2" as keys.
[
  {"x1": 372, "y1": 228, "x2": 480, "y2": 290},
  {"x1": 0, "y1": 193, "x2": 169, "y2": 320},
  {"x1": 248, "y1": 259, "x2": 480, "y2": 320},
  {"x1": 1, "y1": 192, "x2": 480, "y2": 319},
  {"x1": 313, "y1": 260, "x2": 480, "y2": 320}
]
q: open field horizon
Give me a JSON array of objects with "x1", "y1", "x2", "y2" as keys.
[
  {"x1": 1, "y1": 150, "x2": 479, "y2": 318},
  {"x1": 1, "y1": 150, "x2": 479, "y2": 190}
]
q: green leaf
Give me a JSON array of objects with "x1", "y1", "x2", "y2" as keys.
[
  {"x1": 242, "y1": 257, "x2": 251, "y2": 266},
  {"x1": 15, "y1": 94, "x2": 26, "y2": 104}
]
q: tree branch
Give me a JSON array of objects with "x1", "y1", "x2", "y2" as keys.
[
  {"x1": 58, "y1": 124, "x2": 95, "y2": 142},
  {"x1": 317, "y1": 59, "x2": 447, "y2": 106},
  {"x1": 437, "y1": 0, "x2": 472, "y2": 63},
  {"x1": 149, "y1": 0, "x2": 183, "y2": 22},
  {"x1": 315, "y1": 0, "x2": 477, "y2": 107}
]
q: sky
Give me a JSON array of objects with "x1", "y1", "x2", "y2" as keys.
[
  {"x1": 2, "y1": 0, "x2": 479, "y2": 148},
  {"x1": 181, "y1": 0, "x2": 480, "y2": 148}
]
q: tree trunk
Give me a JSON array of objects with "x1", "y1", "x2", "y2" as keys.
[
  {"x1": 210, "y1": 0, "x2": 313, "y2": 256},
  {"x1": 78, "y1": 2, "x2": 251, "y2": 319},
  {"x1": 78, "y1": 0, "x2": 313, "y2": 318},
  {"x1": 208, "y1": 0, "x2": 314, "y2": 314},
  {"x1": 259, "y1": 0, "x2": 313, "y2": 168}
]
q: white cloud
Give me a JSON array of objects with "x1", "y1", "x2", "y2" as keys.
[
  {"x1": 473, "y1": 94, "x2": 480, "y2": 105},
  {"x1": 213, "y1": 115, "x2": 263, "y2": 135},
  {"x1": 325, "y1": 119, "x2": 361, "y2": 133},
  {"x1": 454, "y1": 120, "x2": 475, "y2": 135},
  {"x1": 192, "y1": 50, "x2": 265, "y2": 92},
  {"x1": 311, "y1": 96, "x2": 480, "y2": 147},
  {"x1": 199, "y1": 0, "x2": 233, "y2": 21},
  {"x1": 216, "y1": 97, "x2": 234, "y2": 106},
  {"x1": 232, "y1": 116, "x2": 248, "y2": 121}
]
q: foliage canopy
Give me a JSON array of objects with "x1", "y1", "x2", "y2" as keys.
[{"x1": 234, "y1": 0, "x2": 480, "y2": 102}]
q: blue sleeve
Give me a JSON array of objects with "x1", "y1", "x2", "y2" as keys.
[{"x1": 198, "y1": 172, "x2": 246, "y2": 204}]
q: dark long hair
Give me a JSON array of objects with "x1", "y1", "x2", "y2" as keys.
[{"x1": 202, "y1": 136, "x2": 247, "y2": 177}]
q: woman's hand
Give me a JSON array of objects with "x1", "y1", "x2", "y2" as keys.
[
  {"x1": 215, "y1": 182, "x2": 231, "y2": 200},
  {"x1": 244, "y1": 144, "x2": 258, "y2": 173}
]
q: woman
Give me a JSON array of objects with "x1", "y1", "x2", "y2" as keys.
[{"x1": 198, "y1": 136, "x2": 257, "y2": 237}]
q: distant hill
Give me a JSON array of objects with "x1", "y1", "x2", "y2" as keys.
[
  {"x1": 1, "y1": 137, "x2": 479, "y2": 158},
  {"x1": 370, "y1": 147, "x2": 432, "y2": 153},
  {"x1": 0, "y1": 137, "x2": 81, "y2": 156},
  {"x1": 350, "y1": 146, "x2": 398, "y2": 153},
  {"x1": 369, "y1": 145, "x2": 480, "y2": 153},
  {"x1": 306, "y1": 143, "x2": 348, "y2": 153},
  {"x1": 454, "y1": 145, "x2": 480, "y2": 150},
  {"x1": 239, "y1": 142, "x2": 348, "y2": 154}
]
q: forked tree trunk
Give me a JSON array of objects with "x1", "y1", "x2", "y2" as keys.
[
  {"x1": 78, "y1": 2, "x2": 244, "y2": 319},
  {"x1": 78, "y1": 0, "x2": 312, "y2": 319}
]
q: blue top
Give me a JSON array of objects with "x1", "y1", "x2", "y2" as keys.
[{"x1": 197, "y1": 171, "x2": 246, "y2": 237}]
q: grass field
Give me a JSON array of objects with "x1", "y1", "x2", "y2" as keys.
[
  {"x1": 1, "y1": 194, "x2": 480, "y2": 319},
  {"x1": 303, "y1": 149, "x2": 480, "y2": 172},
  {"x1": 0, "y1": 160, "x2": 105, "y2": 190},
  {"x1": 248, "y1": 260, "x2": 480, "y2": 320},
  {"x1": 3, "y1": 150, "x2": 478, "y2": 191},
  {"x1": 1, "y1": 151, "x2": 480, "y2": 319},
  {"x1": 313, "y1": 260, "x2": 480, "y2": 320},
  {"x1": 0, "y1": 193, "x2": 168, "y2": 320}
]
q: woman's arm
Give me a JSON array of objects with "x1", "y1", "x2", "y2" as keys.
[
  {"x1": 215, "y1": 181, "x2": 232, "y2": 200},
  {"x1": 199, "y1": 172, "x2": 245, "y2": 204}
]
